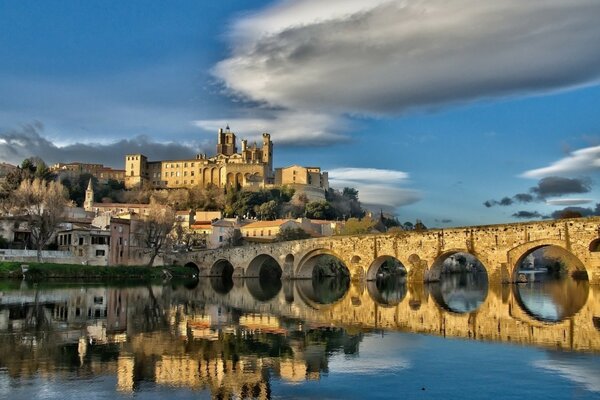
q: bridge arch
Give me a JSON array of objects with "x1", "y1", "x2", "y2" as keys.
[
  {"x1": 589, "y1": 238, "x2": 600, "y2": 252},
  {"x1": 210, "y1": 259, "x2": 235, "y2": 278},
  {"x1": 366, "y1": 255, "x2": 407, "y2": 281},
  {"x1": 246, "y1": 254, "x2": 283, "y2": 279},
  {"x1": 429, "y1": 249, "x2": 489, "y2": 282},
  {"x1": 184, "y1": 261, "x2": 200, "y2": 274},
  {"x1": 295, "y1": 248, "x2": 349, "y2": 279},
  {"x1": 507, "y1": 240, "x2": 588, "y2": 281}
]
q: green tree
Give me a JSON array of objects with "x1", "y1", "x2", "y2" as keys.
[
  {"x1": 276, "y1": 226, "x2": 311, "y2": 241},
  {"x1": 305, "y1": 200, "x2": 334, "y2": 220},
  {"x1": 256, "y1": 200, "x2": 278, "y2": 220},
  {"x1": 338, "y1": 217, "x2": 375, "y2": 235}
]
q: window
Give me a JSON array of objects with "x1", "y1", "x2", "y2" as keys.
[
  {"x1": 219, "y1": 235, "x2": 223, "y2": 242},
  {"x1": 184, "y1": 171, "x2": 187, "y2": 176},
  {"x1": 191, "y1": 162, "x2": 194, "y2": 167},
  {"x1": 78, "y1": 237, "x2": 84, "y2": 245},
  {"x1": 260, "y1": 230, "x2": 264, "y2": 236},
  {"x1": 191, "y1": 171, "x2": 195, "y2": 176},
  {"x1": 191, "y1": 180, "x2": 194, "y2": 184},
  {"x1": 184, "y1": 162, "x2": 187, "y2": 167},
  {"x1": 96, "y1": 249, "x2": 105, "y2": 256},
  {"x1": 268, "y1": 230, "x2": 271, "y2": 236},
  {"x1": 93, "y1": 296, "x2": 103, "y2": 304}
]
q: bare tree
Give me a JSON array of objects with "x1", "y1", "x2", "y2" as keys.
[
  {"x1": 136, "y1": 202, "x2": 176, "y2": 267},
  {"x1": 8, "y1": 178, "x2": 71, "y2": 261}
]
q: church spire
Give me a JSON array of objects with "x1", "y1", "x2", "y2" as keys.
[{"x1": 84, "y1": 179, "x2": 94, "y2": 212}]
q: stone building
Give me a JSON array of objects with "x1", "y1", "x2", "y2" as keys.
[
  {"x1": 50, "y1": 162, "x2": 125, "y2": 183},
  {"x1": 275, "y1": 165, "x2": 329, "y2": 201},
  {"x1": 124, "y1": 127, "x2": 274, "y2": 189}
]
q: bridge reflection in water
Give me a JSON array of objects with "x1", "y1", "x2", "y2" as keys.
[{"x1": 0, "y1": 273, "x2": 599, "y2": 397}]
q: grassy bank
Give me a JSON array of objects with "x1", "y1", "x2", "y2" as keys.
[{"x1": 0, "y1": 261, "x2": 196, "y2": 281}]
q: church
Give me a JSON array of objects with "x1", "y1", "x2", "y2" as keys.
[{"x1": 124, "y1": 127, "x2": 274, "y2": 190}]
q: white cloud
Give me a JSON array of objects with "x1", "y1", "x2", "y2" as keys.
[
  {"x1": 215, "y1": 0, "x2": 600, "y2": 117},
  {"x1": 521, "y1": 145, "x2": 600, "y2": 178},
  {"x1": 328, "y1": 167, "x2": 421, "y2": 209},
  {"x1": 193, "y1": 110, "x2": 348, "y2": 145},
  {"x1": 545, "y1": 198, "x2": 594, "y2": 206}
]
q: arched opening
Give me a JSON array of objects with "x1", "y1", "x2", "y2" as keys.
[
  {"x1": 296, "y1": 251, "x2": 350, "y2": 305},
  {"x1": 428, "y1": 251, "x2": 488, "y2": 313},
  {"x1": 226, "y1": 172, "x2": 235, "y2": 186},
  {"x1": 351, "y1": 255, "x2": 361, "y2": 265},
  {"x1": 365, "y1": 256, "x2": 407, "y2": 306},
  {"x1": 246, "y1": 255, "x2": 283, "y2": 301},
  {"x1": 184, "y1": 261, "x2": 200, "y2": 274},
  {"x1": 366, "y1": 256, "x2": 407, "y2": 281},
  {"x1": 210, "y1": 259, "x2": 234, "y2": 294},
  {"x1": 513, "y1": 245, "x2": 589, "y2": 322},
  {"x1": 589, "y1": 239, "x2": 600, "y2": 252}
]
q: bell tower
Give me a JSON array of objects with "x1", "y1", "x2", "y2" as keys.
[{"x1": 84, "y1": 179, "x2": 94, "y2": 212}]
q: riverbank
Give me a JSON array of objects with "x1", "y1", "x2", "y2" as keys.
[{"x1": 0, "y1": 262, "x2": 196, "y2": 281}]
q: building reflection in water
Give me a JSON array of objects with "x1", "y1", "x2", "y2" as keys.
[{"x1": 0, "y1": 264, "x2": 598, "y2": 397}]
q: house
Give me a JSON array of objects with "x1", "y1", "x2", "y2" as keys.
[
  {"x1": 209, "y1": 219, "x2": 247, "y2": 249},
  {"x1": 240, "y1": 219, "x2": 302, "y2": 242}
]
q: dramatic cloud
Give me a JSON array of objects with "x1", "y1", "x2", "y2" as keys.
[
  {"x1": 530, "y1": 177, "x2": 591, "y2": 198},
  {"x1": 0, "y1": 123, "x2": 204, "y2": 168},
  {"x1": 216, "y1": 0, "x2": 600, "y2": 120},
  {"x1": 550, "y1": 206, "x2": 599, "y2": 219},
  {"x1": 328, "y1": 167, "x2": 421, "y2": 209},
  {"x1": 512, "y1": 211, "x2": 543, "y2": 219},
  {"x1": 484, "y1": 177, "x2": 592, "y2": 208},
  {"x1": 522, "y1": 145, "x2": 600, "y2": 178}
]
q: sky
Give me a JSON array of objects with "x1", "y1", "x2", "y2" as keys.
[{"x1": 1, "y1": 0, "x2": 599, "y2": 227}]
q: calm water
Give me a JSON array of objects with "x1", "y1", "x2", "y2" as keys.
[{"x1": 0, "y1": 276, "x2": 599, "y2": 399}]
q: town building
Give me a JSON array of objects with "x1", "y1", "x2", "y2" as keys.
[
  {"x1": 275, "y1": 165, "x2": 329, "y2": 201},
  {"x1": 50, "y1": 162, "x2": 125, "y2": 183},
  {"x1": 241, "y1": 219, "x2": 302, "y2": 242},
  {"x1": 124, "y1": 127, "x2": 274, "y2": 189}
]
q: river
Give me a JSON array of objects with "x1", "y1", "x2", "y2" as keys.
[{"x1": 0, "y1": 274, "x2": 599, "y2": 399}]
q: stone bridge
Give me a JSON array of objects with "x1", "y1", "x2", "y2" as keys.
[{"x1": 177, "y1": 217, "x2": 600, "y2": 284}]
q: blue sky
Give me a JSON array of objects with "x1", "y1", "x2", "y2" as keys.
[{"x1": 1, "y1": 0, "x2": 599, "y2": 226}]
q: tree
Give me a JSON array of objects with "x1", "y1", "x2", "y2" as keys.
[
  {"x1": 8, "y1": 178, "x2": 71, "y2": 261},
  {"x1": 256, "y1": 200, "x2": 278, "y2": 220},
  {"x1": 135, "y1": 203, "x2": 176, "y2": 267},
  {"x1": 276, "y1": 226, "x2": 311, "y2": 241},
  {"x1": 338, "y1": 217, "x2": 375, "y2": 235},
  {"x1": 305, "y1": 200, "x2": 334, "y2": 220}
]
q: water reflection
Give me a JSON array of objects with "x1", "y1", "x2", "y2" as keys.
[
  {"x1": 367, "y1": 276, "x2": 407, "y2": 306},
  {"x1": 296, "y1": 276, "x2": 350, "y2": 306},
  {"x1": 428, "y1": 272, "x2": 488, "y2": 313},
  {"x1": 0, "y1": 277, "x2": 598, "y2": 398},
  {"x1": 515, "y1": 278, "x2": 589, "y2": 322}
]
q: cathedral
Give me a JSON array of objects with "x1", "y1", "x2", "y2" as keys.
[{"x1": 124, "y1": 127, "x2": 274, "y2": 190}]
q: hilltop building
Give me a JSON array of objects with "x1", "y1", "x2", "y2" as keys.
[
  {"x1": 275, "y1": 165, "x2": 329, "y2": 201},
  {"x1": 124, "y1": 127, "x2": 274, "y2": 189},
  {"x1": 50, "y1": 162, "x2": 125, "y2": 183}
]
